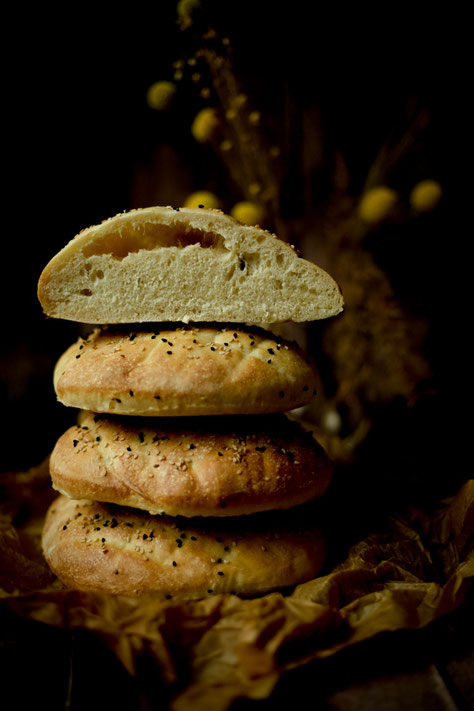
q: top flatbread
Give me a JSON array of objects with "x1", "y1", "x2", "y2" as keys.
[{"x1": 38, "y1": 206, "x2": 343, "y2": 324}]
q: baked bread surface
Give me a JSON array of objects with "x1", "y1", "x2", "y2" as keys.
[
  {"x1": 37, "y1": 206, "x2": 343, "y2": 324},
  {"x1": 50, "y1": 411, "x2": 333, "y2": 517},
  {"x1": 42, "y1": 495, "x2": 326, "y2": 598},
  {"x1": 53, "y1": 325, "x2": 318, "y2": 416}
]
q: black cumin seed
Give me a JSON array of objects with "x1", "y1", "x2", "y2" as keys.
[
  {"x1": 161, "y1": 338, "x2": 167, "y2": 342},
  {"x1": 239, "y1": 259, "x2": 246, "y2": 270},
  {"x1": 256, "y1": 446, "x2": 266, "y2": 452},
  {"x1": 224, "y1": 342, "x2": 229, "y2": 346},
  {"x1": 220, "y1": 502, "x2": 226, "y2": 508},
  {"x1": 217, "y1": 558, "x2": 223, "y2": 564},
  {"x1": 193, "y1": 339, "x2": 197, "y2": 343},
  {"x1": 62, "y1": 525, "x2": 67, "y2": 530},
  {"x1": 127, "y1": 446, "x2": 132, "y2": 452},
  {"x1": 224, "y1": 546, "x2": 229, "y2": 551},
  {"x1": 267, "y1": 359, "x2": 272, "y2": 364},
  {"x1": 198, "y1": 204, "x2": 204, "y2": 208},
  {"x1": 154, "y1": 395, "x2": 161, "y2": 399},
  {"x1": 218, "y1": 571, "x2": 224, "y2": 576},
  {"x1": 172, "y1": 561, "x2": 177, "y2": 566},
  {"x1": 129, "y1": 390, "x2": 134, "y2": 397},
  {"x1": 143, "y1": 534, "x2": 148, "y2": 540},
  {"x1": 73, "y1": 440, "x2": 78, "y2": 447},
  {"x1": 218, "y1": 452, "x2": 223, "y2": 456},
  {"x1": 166, "y1": 595, "x2": 172, "y2": 599},
  {"x1": 168, "y1": 342, "x2": 173, "y2": 347},
  {"x1": 110, "y1": 519, "x2": 118, "y2": 528},
  {"x1": 75, "y1": 354, "x2": 81, "y2": 359},
  {"x1": 167, "y1": 350, "x2": 172, "y2": 355},
  {"x1": 176, "y1": 539, "x2": 182, "y2": 547},
  {"x1": 250, "y1": 341, "x2": 255, "y2": 346},
  {"x1": 207, "y1": 589, "x2": 213, "y2": 593},
  {"x1": 189, "y1": 443, "x2": 195, "y2": 449},
  {"x1": 303, "y1": 385, "x2": 309, "y2": 391},
  {"x1": 210, "y1": 346, "x2": 216, "y2": 351},
  {"x1": 190, "y1": 536, "x2": 197, "y2": 540},
  {"x1": 233, "y1": 333, "x2": 237, "y2": 339},
  {"x1": 114, "y1": 398, "x2": 122, "y2": 403},
  {"x1": 101, "y1": 538, "x2": 105, "y2": 542},
  {"x1": 279, "y1": 391, "x2": 285, "y2": 398},
  {"x1": 216, "y1": 537, "x2": 223, "y2": 542},
  {"x1": 126, "y1": 522, "x2": 133, "y2": 527},
  {"x1": 151, "y1": 335, "x2": 156, "y2": 339},
  {"x1": 130, "y1": 334, "x2": 137, "y2": 341},
  {"x1": 267, "y1": 348, "x2": 275, "y2": 355},
  {"x1": 139, "y1": 432, "x2": 145, "y2": 443},
  {"x1": 96, "y1": 436, "x2": 101, "y2": 442}
]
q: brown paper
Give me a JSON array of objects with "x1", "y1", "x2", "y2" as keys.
[{"x1": 1, "y1": 458, "x2": 473, "y2": 710}]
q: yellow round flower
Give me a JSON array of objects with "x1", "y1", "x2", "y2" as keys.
[
  {"x1": 231, "y1": 201, "x2": 265, "y2": 226},
  {"x1": 191, "y1": 107, "x2": 219, "y2": 143},
  {"x1": 358, "y1": 186, "x2": 398, "y2": 223},
  {"x1": 146, "y1": 81, "x2": 176, "y2": 111},
  {"x1": 183, "y1": 191, "x2": 220, "y2": 209},
  {"x1": 410, "y1": 180, "x2": 442, "y2": 212}
]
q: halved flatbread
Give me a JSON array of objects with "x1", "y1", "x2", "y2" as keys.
[{"x1": 38, "y1": 206, "x2": 343, "y2": 324}]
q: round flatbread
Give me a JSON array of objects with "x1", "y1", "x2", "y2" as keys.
[
  {"x1": 53, "y1": 325, "x2": 318, "y2": 416},
  {"x1": 42, "y1": 495, "x2": 326, "y2": 599},
  {"x1": 50, "y1": 411, "x2": 333, "y2": 517}
]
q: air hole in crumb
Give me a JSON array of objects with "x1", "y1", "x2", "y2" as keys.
[
  {"x1": 276, "y1": 254, "x2": 284, "y2": 266},
  {"x1": 84, "y1": 263, "x2": 92, "y2": 272},
  {"x1": 80, "y1": 288, "x2": 93, "y2": 296},
  {"x1": 91, "y1": 269, "x2": 104, "y2": 280}
]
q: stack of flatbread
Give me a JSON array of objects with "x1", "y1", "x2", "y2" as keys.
[{"x1": 38, "y1": 206, "x2": 343, "y2": 599}]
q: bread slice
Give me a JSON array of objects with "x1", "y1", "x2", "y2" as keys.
[{"x1": 37, "y1": 206, "x2": 343, "y2": 324}]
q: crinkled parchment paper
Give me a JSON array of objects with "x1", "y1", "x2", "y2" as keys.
[{"x1": 1, "y1": 458, "x2": 473, "y2": 710}]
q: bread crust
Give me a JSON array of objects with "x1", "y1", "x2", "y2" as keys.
[
  {"x1": 37, "y1": 206, "x2": 343, "y2": 324},
  {"x1": 53, "y1": 325, "x2": 319, "y2": 416},
  {"x1": 42, "y1": 495, "x2": 326, "y2": 598},
  {"x1": 50, "y1": 411, "x2": 333, "y2": 517}
]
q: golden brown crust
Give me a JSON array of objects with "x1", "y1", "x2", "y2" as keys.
[
  {"x1": 50, "y1": 411, "x2": 333, "y2": 517},
  {"x1": 53, "y1": 325, "x2": 318, "y2": 416},
  {"x1": 42, "y1": 495, "x2": 326, "y2": 598}
]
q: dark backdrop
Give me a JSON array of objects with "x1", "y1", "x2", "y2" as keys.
[{"x1": 1, "y1": 4, "x2": 465, "y2": 473}]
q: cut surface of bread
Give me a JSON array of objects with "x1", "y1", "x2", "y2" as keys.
[
  {"x1": 38, "y1": 206, "x2": 343, "y2": 324},
  {"x1": 42, "y1": 495, "x2": 326, "y2": 598},
  {"x1": 53, "y1": 325, "x2": 318, "y2": 416},
  {"x1": 50, "y1": 411, "x2": 333, "y2": 517}
]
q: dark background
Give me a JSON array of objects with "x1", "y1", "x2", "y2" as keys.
[{"x1": 1, "y1": 4, "x2": 467, "y2": 475}]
